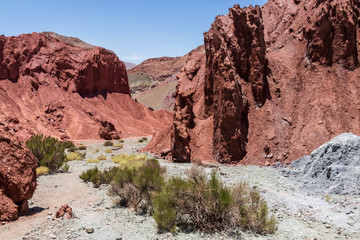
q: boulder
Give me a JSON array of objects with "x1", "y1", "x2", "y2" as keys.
[
  {"x1": 0, "y1": 128, "x2": 37, "y2": 221},
  {"x1": 55, "y1": 204, "x2": 75, "y2": 219},
  {"x1": 283, "y1": 133, "x2": 360, "y2": 195}
]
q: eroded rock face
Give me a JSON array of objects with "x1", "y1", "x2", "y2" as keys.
[
  {"x1": 0, "y1": 128, "x2": 37, "y2": 221},
  {"x1": 147, "y1": 0, "x2": 360, "y2": 165},
  {"x1": 0, "y1": 32, "x2": 172, "y2": 140}
]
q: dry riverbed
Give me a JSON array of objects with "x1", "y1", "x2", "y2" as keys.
[{"x1": 1, "y1": 137, "x2": 359, "y2": 240}]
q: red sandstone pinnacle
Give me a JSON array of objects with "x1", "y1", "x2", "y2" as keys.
[
  {"x1": 147, "y1": 0, "x2": 360, "y2": 165},
  {"x1": 0, "y1": 128, "x2": 37, "y2": 221}
]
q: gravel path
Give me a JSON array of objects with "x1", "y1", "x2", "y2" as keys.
[{"x1": 1, "y1": 137, "x2": 359, "y2": 240}]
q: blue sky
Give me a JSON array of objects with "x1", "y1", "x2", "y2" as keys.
[{"x1": 1, "y1": 0, "x2": 267, "y2": 64}]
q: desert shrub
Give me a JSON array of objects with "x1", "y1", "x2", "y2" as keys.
[
  {"x1": 138, "y1": 139, "x2": 144, "y2": 143},
  {"x1": 113, "y1": 144, "x2": 124, "y2": 148},
  {"x1": 80, "y1": 166, "x2": 124, "y2": 188},
  {"x1": 80, "y1": 158, "x2": 165, "y2": 213},
  {"x1": 87, "y1": 158, "x2": 100, "y2": 164},
  {"x1": 36, "y1": 166, "x2": 49, "y2": 176},
  {"x1": 68, "y1": 146, "x2": 78, "y2": 152},
  {"x1": 62, "y1": 163, "x2": 70, "y2": 172},
  {"x1": 94, "y1": 148, "x2": 99, "y2": 153},
  {"x1": 62, "y1": 141, "x2": 75, "y2": 149},
  {"x1": 112, "y1": 154, "x2": 147, "y2": 167},
  {"x1": 97, "y1": 155, "x2": 107, "y2": 160},
  {"x1": 119, "y1": 139, "x2": 125, "y2": 143},
  {"x1": 78, "y1": 145, "x2": 87, "y2": 150},
  {"x1": 26, "y1": 134, "x2": 66, "y2": 173},
  {"x1": 152, "y1": 171, "x2": 234, "y2": 233},
  {"x1": 232, "y1": 183, "x2": 277, "y2": 234},
  {"x1": 142, "y1": 137, "x2": 148, "y2": 141},
  {"x1": 110, "y1": 158, "x2": 165, "y2": 213},
  {"x1": 104, "y1": 141, "x2": 113, "y2": 146},
  {"x1": 80, "y1": 167, "x2": 101, "y2": 186},
  {"x1": 152, "y1": 167, "x2": 277, "y2": 234},
  {"x1": 105, "y1": 149, "x2": 113, "y2": 154},
  {"x1": 66, "y1": 152, "x2": 85, "y2": 161}
]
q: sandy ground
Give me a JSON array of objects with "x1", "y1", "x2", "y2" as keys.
[{"x1": 1, "y1": 137, "x2": 359, "y2": 240}]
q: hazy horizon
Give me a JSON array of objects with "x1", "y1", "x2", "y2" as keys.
[{"x1": 1, "y1": 0, "x2": 267, "y2": 64}]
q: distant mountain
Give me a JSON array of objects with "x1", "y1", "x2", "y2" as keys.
[
  {"x1": 124, "y1": 62, "x2": 137, "y2": 70},
  {"x1": 128, "y1": 45, "x2": 204, "y2": 111}
]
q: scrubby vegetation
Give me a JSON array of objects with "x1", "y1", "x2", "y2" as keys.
[
  {"x1": 62, "y1": 141, "x2": 75, "y2": 149},
  {"x1": 119, "y1": 139, "x2": 125, "y2": 143},
  {"x1": 87, "y1": 158, "x2": 100, "y2": 164},
  {"x1": 79, "y1": 158, "x2": 277, "y2": 235},
  {"x1": 105, "y1": 149, "x2": 113, "y2": 154},
  {"x1": 26, "y1": 134, "x2": 66, "y2": 173},
  {"x1": 153, "y1": 168, "x2": 277, "y2": 234},
  {"x1": 111, "y1": 154, "x2": 147, "y2": 168},
  {"x1": 97, "y1": 155, "x2": 107, "y2": 160},
  {"x1": 78, "y1": 145, "x2": 87, "y2": 150},
  {"x1": 94, "y1": 148, "x2": 99, "y2": 153},
  {"x1": 66, "y1": 152, "x2": 85, "y2": 161},
  {"x1": 104, "y1": 141, "x2": 113, "y2": 146},
  {"x1": 36, "y1": 166, "x2": 49, "y2": 176},
  {"x1": 68, "y1": 146, "x2": 78, "y2": 152},
  {"x1": 113, "y1": 143, "x2": 124, "y2": 148},
  {"x1": 80, "y1": 158, "x2": 164, "y2": 214},
  {"x1": 138, "y1": 139, "x2": 144, "y2": 143}
]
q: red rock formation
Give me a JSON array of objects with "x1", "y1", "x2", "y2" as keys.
[
  {"x1": 0, "y1": 128, "x2": 37, "y2": 221},
  {"x1": 0, "y1": 32, "x2": 172, "y2": 140},
  {"x1": 56, "y1": 204, "x2": 75, "y2": 219},
  {"x1": 147, "y1": 0, "x2": 360, "y2": 165}
]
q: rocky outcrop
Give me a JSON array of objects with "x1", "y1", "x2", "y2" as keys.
[
  {"x1": 0, "y1": 128, "x2": 37, "y2": 221},
  {"x1": 147, "y1": 0, "x2": 360, "y2": 165},
  {"x1": 283, "y1": 133, "x2": 360, "y2": 195},
  {"x1": 0, "y1": 32, "x2": 172, "y2": 140}
]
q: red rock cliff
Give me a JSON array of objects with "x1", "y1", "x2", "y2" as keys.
[
  {"x1": 149, "y1": 0, "x2": 360, "y2": 164},
  {"x1": 0, "y1": 32, "x2": 172, "y2": 140}
]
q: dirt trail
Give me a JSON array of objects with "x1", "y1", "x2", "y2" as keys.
[{"x1": 1, "y1": 137, "x2": 359, "y2": 240}]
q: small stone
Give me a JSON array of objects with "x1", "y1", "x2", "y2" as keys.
[
  {"x1": 48, "y1": 212, "x2": 52, "y2": 215},
  {"x1": 86, "y1": 227, "x2": 94, "y2": 234},
  {"x1": 325, "y1": 224, "x2": 332, "y2": 229},
  {"x1": 49, "y1": 234, "x2": 57, "y2": 239}
]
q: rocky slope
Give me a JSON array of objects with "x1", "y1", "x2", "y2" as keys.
[
  {"x1": 123, "y1": 62, "x2": 137, "y2": 70},
  {"x1": 0, "y1": 127, "x2": 37, "y2": 221},
  {"x1": 148, "y1": 0, "x2": 360, "y2": 164},
  {"x1": 0, "y1": 32, "x2": 172, "y2": 140},
  {"x1": 128, "y1": 45, "x2": 204, "y2": 111}
]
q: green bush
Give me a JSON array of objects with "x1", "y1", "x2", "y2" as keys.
[
  {"x1": 62, "y1": 141, "x2": 75, "y2": 149},
  {"x1": 68, "y1": 146, "x2": 78, "y2": 152},
  {"x1": 66, "y1": 152, "x2": 85, "y2": 161},
  {"x1": 26, "y1": 134, "x2": 66, "y2": 173},
  {"x1": 80, "y1": 159, "x2": 165, "y2": 213},
  {"x1": 104, "y1": 141, "x2": 113, "y2": 146},
  {"x1": 152, "y1": 167, "x2": 277, "y2": 234},
  {"x1": 138, "y1": 139, "x2": 144, "y2": 143},
  {"x1": 78, "y1": 145, "x2": 87, "y2": 150}
]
